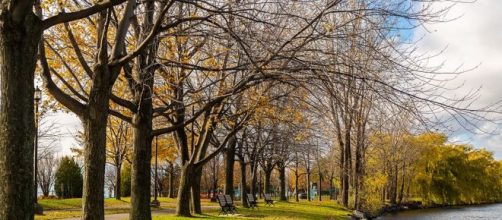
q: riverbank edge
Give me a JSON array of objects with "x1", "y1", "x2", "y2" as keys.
[{"x1": 351, "y1": 200, "x2": 502, "y2": 219}]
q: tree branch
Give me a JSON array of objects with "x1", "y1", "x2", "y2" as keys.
[
  {"x1": 39, "y1": 41, "x2": 86, "y2": 116},
  {"x1": 42, "y1": 0, "x2": 127, "y2": 30}
]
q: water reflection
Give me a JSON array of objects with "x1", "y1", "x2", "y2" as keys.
[{"x1": 377, "y1": 203, "x2": 502, "y2": 220}]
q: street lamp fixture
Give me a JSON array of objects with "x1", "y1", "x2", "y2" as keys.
[
  {"x1": 151, "y1": 136, "x2": 160, "y2": 207},
  {"x1": 34, "y1": 87, "x2": 42, "y2": 102},
  {"x1": 34, "y1": 86, "x2": 43, "y2": 215}
]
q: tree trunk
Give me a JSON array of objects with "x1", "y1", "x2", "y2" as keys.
[
  {"x1": 318, "y1": 173, "x2": 322, "y2": 201},
  {"x1": 295, "y1": 171, "x2": 299, "y2": 202},
  {"x1": 406, "y1": 170, "x2": 413, "y2": 203},
  {"x1": 278, "y1": 165, "x2": 287, "y2": 201},
  {"x1": 224, "y1": 137, "x2": 236, "y2": 197},
  {"x1": 307, "y1": 170, "x2": 311, "y2": 202},
  {"x1": 82, "y1": 100, "x2": 109, "y2": 220},
  {"x1": 191, "y1": 166, "x2": 202, "y2": 214},
  {"x1": 339, "y1": 140, "x2": 344, "y2": 198},
  {"x1": 115, "y1": 163, "x2": 122, "y2": 200},
  {"x1": 398, "y1": 163, "x2": 406, "y2": 205},
  {"x1": 250, "y1": 161, "x2": 258, "y2": 197},
  {"x1": 168, "y1": 162, "x2": 175, "y2": 198},
  {"x1": 130, "y1": 120, "x2": 152, "y2": 220},
  {"x1": 212, "y1": 166, "x2": 218, "y2": 199},
  {"x1": 81, "y1": 59, "x2": 118, "y2": 219},
  {"x1": 129, "y1": 0, "x2": 156, "y2": 217},
  {"x1": 329, "y1": 174, "x2": 334, "y2": 200},
  {"x1": 258, "y1": 170, "x2": 262, "y2": 199},
  {"x1": 382, "y1": 187, "x2": 386, "y2": 203},
  {"x1": 42, "y1": 187, "x2": 49, "y2": 197},
  {"x1": 342, "y1": 169, "x2": 349, "y2": 206},
  {"x1": 0, "y1": 11, "x2": 41, "y2": 219},
  {"x1": 264, "y1": 169, "x2": 272, "y2": 195},
  {"x1": 239, "y1": 159, "x2": 249, "y2": 207},
  {"x1": 157, "y1": 177, "x2": 163, "y2": 198},
  {"x1": 354, "y1": 145, "x2": 362, "y2": 209},
  {"x1": 390, "y1": 164, "x2": 398, "y2": 205},
  {"x1": 342, "y1": 129, "x2": 351, "y2": 207},
  {"x1": 173, "y1": 70, "x2": 191, "y2": 216},
  {"x1": 176, "y1": 163, "x2": 194, "y2": 216}
]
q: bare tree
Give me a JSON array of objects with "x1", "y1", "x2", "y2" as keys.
[
  {"x1": 163, "y1": 159, "x2": 178, "y2": 199},
  {"x1": 106, "y1": 118, "x2": 131, "y2": 200},
  {"x1": 105, "y1": 167, "x2": 117, "y2": 199},
  {"x1": 37, "y1": 154, "x2": 58, "y2": 197},
  {"x1": 37, "y1": 112, "x2": 62, "y2": 160}
]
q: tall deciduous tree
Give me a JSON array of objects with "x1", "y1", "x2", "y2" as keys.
[
  {"x1": 0, "y1": 0, "x2": 126, "y2": 217},
  {"x1": 39, "y1": 0, "x2": 170, "y2": 217}
]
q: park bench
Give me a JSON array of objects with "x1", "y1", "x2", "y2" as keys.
[
  {"x1": 224, "y1": 195, "x2": 237, "y2": 213},
  {"x1": 264, "y1": 193, "x2": 274, "y2": 206},
  {"x1": 217, "y1": 194, "x2": 237, "y2": 215},
  {"x1": 246, "y1": 193, "x2": 258, "y2": 209}
]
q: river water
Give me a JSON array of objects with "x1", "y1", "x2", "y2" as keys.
[{"x1": 377, "y1": 203, "x2": 502, "y2": 220}]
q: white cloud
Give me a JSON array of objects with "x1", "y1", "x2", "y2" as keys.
[
  {"x1": 45, "y1": 111, "x2": 81, "y2": 156},
  {"x1": 415, "y1": 0, "x2": 502, "y2": 158}
]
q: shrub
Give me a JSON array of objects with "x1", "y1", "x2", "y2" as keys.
[{"x1": 54, "y1": 156, "x2": 83, "y2": 198}]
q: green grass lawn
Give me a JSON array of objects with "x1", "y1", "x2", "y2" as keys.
[
  {"x1": 37, "y1": 198, "x2": 131, "y2": 219},
  {"x1": 36, "y1": 197, "x2": 350, "y2": 220},
  {"x1": 154, "y1": 200, "x2": 350, "y2": 220},
  {"x1": 38, "y1": 198, "x2": 129, "y2": 210},
  {"x1": 35, "y1": 209, "x2": 131, "y2": 220}
]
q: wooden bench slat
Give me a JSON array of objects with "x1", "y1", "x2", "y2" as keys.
[
  {"x1": 246, "y1": 194, "x2": 258, "y2": 209},
  {"x1": 264, "y1": 193, "x2": 274, "y2": 206},
  {"x1": 217, "y1": 194, "x2": 237, "y2": 215}
]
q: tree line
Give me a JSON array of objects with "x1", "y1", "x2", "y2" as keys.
[{"x1": 1, "y1": 0, "x2": 500, "y2": 220}]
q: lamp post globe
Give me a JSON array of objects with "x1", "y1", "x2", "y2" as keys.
[{"x1": 34, "y1": 86, "x2": 42, "y2": 102}]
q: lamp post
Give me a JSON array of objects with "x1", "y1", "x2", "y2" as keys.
[
  {"x1": 34, "y1": 86, "x2": 43, "y2": 214},
  {"x1": 151, "y1": 136, "x2": 160, "y2": 207}
]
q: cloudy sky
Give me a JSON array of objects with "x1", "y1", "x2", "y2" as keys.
[
  {"x1": 45, "y1": 0, "x2": 502, "y2": 159},
  {"x1": 411, "y1": 0, "x2": 502, "y2": 158}
]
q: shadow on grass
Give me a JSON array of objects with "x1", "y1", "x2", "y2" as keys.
[{"x1": 154, "y1": 201, "x2": 349, "y2": 220}]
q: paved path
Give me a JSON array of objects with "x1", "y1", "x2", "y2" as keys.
[
  {"x1": 63, "y1": 209, "x2": 175, "y2": 220},
  {"x1": 61, "y1": 206, "x2": 220, "y2": 220}
]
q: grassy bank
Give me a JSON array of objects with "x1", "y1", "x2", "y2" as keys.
[{"x1": 36, "y1": 197, "x2": 350, "y2": 220}]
